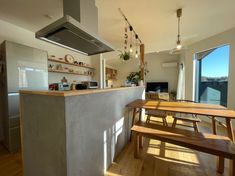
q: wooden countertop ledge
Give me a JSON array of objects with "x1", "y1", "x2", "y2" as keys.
[{"x1": 20, "y1": 86, "x2": 145, "y2": 97}]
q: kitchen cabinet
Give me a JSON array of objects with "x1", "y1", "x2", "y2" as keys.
[
  {"x1": 20, "y1": 87, "x2": 145, "y2": 176},
  {"x1": 106, "y1": 67, "x2": 117, "y2": 80}
]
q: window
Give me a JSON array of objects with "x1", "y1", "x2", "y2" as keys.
[{"x1": 195, "y1": 45, "x2": 229, "y2": 107}]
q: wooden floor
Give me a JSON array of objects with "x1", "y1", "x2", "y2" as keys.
[
  {"x1": 0, "y1": 116, "x2": 230, "y2": 176},
  {"x1": 106, "y1": 116, "x2": 230, "y2": 176},
  {"x1": 0, "y1": 144, "x2": 22, "y2": 176}
]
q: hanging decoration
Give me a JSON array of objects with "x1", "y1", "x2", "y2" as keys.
[
  {"x1": 135, "y1": 34, "x2": 139, "y2": 58},
  {"x1": 124, "y1": 21, "x2": 128, "y2": 51},
  {"x1": 118, "y1": 8, "x2": 142, "y2": 62},
  {"x1": 129, "y1": 26, "x2": 133, "y2": 53}
]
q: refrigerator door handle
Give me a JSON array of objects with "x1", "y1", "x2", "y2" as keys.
[{"x1": 8, "y1": 92, "x2": 19, "y2": 96}]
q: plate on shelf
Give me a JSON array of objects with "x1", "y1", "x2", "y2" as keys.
[{"x1": 65, "y1": 54, "x2": 74, "y2": 63}]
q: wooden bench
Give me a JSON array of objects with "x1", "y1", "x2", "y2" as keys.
[
  {"x1": 131, "y1": 122, "x2": 235, "y2": 176},
  {"x1": 172, "y1": 114, "x2": 201, "y2": 132},
  {"x1": 172, "y1": 99, "x2": 201, "y2": 132},
  {"x1": 146, "y1": 110, "x2": 168, "y2": 126}
]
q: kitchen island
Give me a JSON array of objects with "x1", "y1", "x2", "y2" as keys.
[{"x1": 20, "y1": 86, "x2": 145, "y2": 176}]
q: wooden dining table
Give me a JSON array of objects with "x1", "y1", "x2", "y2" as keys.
[{"x1": 126, "y1": 99, "x2": 235, "y2": 142}]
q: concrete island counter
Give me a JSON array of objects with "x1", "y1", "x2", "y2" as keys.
[{"x1": 20, "y1": 86, "x2": 145, "y2": 176}]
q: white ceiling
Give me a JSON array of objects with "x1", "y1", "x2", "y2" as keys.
[{"x1": 0, "y1": 0, "x2": 235, "y2": 57}]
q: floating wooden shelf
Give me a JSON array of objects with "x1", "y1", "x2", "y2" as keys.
[
  {"x1": 49, "y1": 70, "x2": 91, "y2": 76},
  {"x1": 48, "y1": 58, "x2": 95, "y2": 69},
  {"x1": 106, "y1": 67, "x2": 117, "y2": 80}
]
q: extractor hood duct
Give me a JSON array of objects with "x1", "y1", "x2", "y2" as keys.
[{"x1": 36, "y1": 0, "x2": 114, "y2": 56}]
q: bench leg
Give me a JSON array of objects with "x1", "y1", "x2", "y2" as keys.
[
  {"x1": 227, "y1": 119, "x2": 235, "y2": 176},
  {"x1": 139, "y1": 108, "x2": 142, "y2": 121},
  {"x1": 226, "y1": 119, "x2": 235, "y2": 142},
  {"x1": 139, "y1": 135, "x2": 143, "y2": 149},
  {"x1": 172, "y1": 118, "x2": 177, "y2": 128},
  {"x1": 146, "y1": 115, "x2": 151, "y2": 123},
  {"x1": 212, "y1": 116, "x2": 217, "y2": 135},
  {"x1": 217, "y1": 156, "x2": 224, "y2": 173},
  {"x1": 163, "y1": 117, "x2": 168, "y2": 127},
  {"x1": 193, "y1": 122, "x2": 199, "y2": 132},
  {"x1": 229, "y1": 159, "x2": 235, "y2": 176},
  {"x1": 211, "y1": 117, "x2": 225, "y2": 174},
  {"x1": 134, "y1": 133, "x2": 139, "y2": 158}
]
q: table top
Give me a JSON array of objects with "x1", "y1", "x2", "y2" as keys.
[
  {"x1": 126, "y1": 99, "x2": 235, "y2": 119},
  {"x1": 20, "y1": 86, "x2": 144, "y2": 97}
]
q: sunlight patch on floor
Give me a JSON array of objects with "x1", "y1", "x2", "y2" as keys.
[{"x1": 147, "y1": 139, "x2": 200, "y2": 166}]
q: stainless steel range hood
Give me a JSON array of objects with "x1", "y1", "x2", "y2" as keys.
[{"x1": 36, "y1": 0, "x2": 114, "y2": 56}]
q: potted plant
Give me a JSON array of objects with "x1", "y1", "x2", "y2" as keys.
[
  {"x1": 170, "y1": 90, "x2": 177, "y2": 101},
  {"x1": 119, "y1": 51, "x2": 131, "y2": 61},
  {"x1": 126, "y1": 71, "x2": 141, "y2": 85}
]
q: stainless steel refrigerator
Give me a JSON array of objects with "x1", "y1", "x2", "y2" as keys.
[{"x1": 0, "y1": 41, "x2": 48, "y2": 153}]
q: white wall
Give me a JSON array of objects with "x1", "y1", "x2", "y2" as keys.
[
  {"x1": 0, "y1": 19, "x2": 94, "y2": 84},
  {"x1": 183, "y1": 27, "x2": 235, "y2": 125},
  {"x1": 110, "y1": 52, "x2": 179, "y2": 92},
  {"x1": 145, "y1": 52, "x2": 179, "y2": 92},
  {"x1": 90, "y1": 54, "x2": 103, "y2": 88}
]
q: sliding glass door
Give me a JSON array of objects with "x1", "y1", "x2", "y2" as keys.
[{"x1": 195, "y1": 45, "x2": 229, "y2": 107}]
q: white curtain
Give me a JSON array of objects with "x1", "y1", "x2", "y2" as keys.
[{"x1": 177, "y1": 63, "x2": 185, "y2": 99}]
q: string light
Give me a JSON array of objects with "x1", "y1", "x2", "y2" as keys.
[
  {"x1": 129, "y1": 26, "x2": 133, "y2": 53},
  {"x1": 124, "y1": 21, "x2": 128, "y2": 51},
  {"x1": 135, "y1": 34, "x2": 139, "y2": 58},
  {"x1": 119, "y1": 8, "x2": 142, "y2": 61}
]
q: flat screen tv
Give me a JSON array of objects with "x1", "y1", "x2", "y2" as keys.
[{"x1": 146, "y1": 82, "x2": 168, "y2": 92}]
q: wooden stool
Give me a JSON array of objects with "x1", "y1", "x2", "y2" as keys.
[
  {"x1": 172, "y1": 114, "x2": 201, "y2": 132},
  {"x1": 172, "y1": 99, "x2": 201, "y2": 132},
  {"x1": 145, "y1": 97, "x2": 169, "y2": 126},
  {"x1": 146, "y1": 110, "x2": 168, "y2": 126}
]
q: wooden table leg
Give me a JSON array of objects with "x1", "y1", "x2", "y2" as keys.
[
  {"x1": 217, "y1": 119, "x2": 235, "y2": 174},
  {"x1": 229, "y1": 159, "x2": 235, "y2": 176},
  {"x1": 130, "y1": 108, "x2": 137, "y2": 141},
  {"x1": 138, "y1": 108, "x2": 143, "y2": 146},
  {"x1": 134, "y1": 132, "x2": 139, "y2": 159},
  {"x1": 212, "y1": 116, "x2": 224, "y2": 173},
  {"x1": 217, "y1": 156, "x2": 225, "y2": 173},
  {"x1": 132, "y1": 108, "x2": 137, "y2": 127},
  {"x1": 226, "y1": 119, "x2": 234, "y2": 176},
  {"x1": 139, "y1": 108, "x2": 142, "y2": 122}
]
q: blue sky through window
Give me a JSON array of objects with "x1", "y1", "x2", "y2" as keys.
[{"x1": 201, "y1": 45, "x2": 229, "y2": 77}]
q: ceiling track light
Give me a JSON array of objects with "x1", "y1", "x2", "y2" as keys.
[
  {"x1": 119, "y1": 8, "x2": 142, "y2": 44},
  {"x1": 119, "y1": 8, "x2": 142, "y2": 61}
]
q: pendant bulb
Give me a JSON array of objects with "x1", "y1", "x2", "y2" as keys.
[
  {"x1": 130, "y1": 45, "x2": 133, "y2": 53},
  {"x1": 176, "y1": 8, "x2": 182, "y2": 50},
  {"x1": 135, "y1": 51, "x2": 138, "y2": 58},
  {"x1": 176, "y1": 40, "x2": 182, "y2": 50}
]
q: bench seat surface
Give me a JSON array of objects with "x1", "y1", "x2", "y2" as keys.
[{"x1": 131, "y1": 122, "x2": 235, "y2": 159}]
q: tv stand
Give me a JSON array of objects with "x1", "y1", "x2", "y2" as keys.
[{"x1": 145, "y1": 92, "x2": 170, "y2": 101}]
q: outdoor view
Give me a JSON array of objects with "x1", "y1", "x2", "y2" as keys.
[{"x1": 197, "y1": 45, "x2": 229, "y2": 107}]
